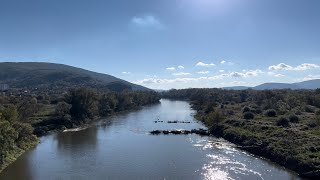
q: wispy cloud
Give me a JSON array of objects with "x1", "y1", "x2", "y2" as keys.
[
  {"x1": 166, "y1": 67, "x2": 176, "y2": 71},
  {"x1": 268, "y1": 63, "x2": 319, "y2": 71},
  {"x1": 135, "y1": 69, "x2": 263, "y2": 86},
  {"x1": 301, "y1": 74, "x2": 320, "y2": 81},
  {"x1": 229, "y1": 69, "x2": 263, "y2": 78},
  {"x1": 122, "y1": 71, "x2": 131, "y2": 74},
  {"x1": 196, "y1": 61, "x2": 215, "y2": 67},
  {"x1": 178, "y1": 65, "x2": 185, "y2": 69},
  {"x1": 219, "y1": 70, "x2": 225, "y2": 73},
  {"x1": 172, "y1": 72, "x2": 191, "y2": 76},
  {"x1": 131, "y1": 15, "x2": 164, "y2": 29},
  {"x1": 274, "y1": 74, "x2": 285, "y2": 77},
  {"x1": 197, "y1": 71, "x2": 210, "y2": 74},
  {"x1": 220, "y1": 60, "x2": 226, "y2": 64}
]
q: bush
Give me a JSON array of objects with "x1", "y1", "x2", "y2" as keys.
[
  {"x1": 307, "y1": 118, "x2": 320, "y2": 128},
  {"x1": 242, "y1": 106, "x2": 251, "y2": 113},
  {"x1": 295, "y1": 110, "x2": 302, "y2": 115},
  {"x1": 277, "y1": 117, "x2": 290, "y2": 127},
  {"x1": 305, "y1": 105, "x2": 316, "y2": 113},
  {"x1": 243, "y1": 112, "x2": 254, "y2": 120},
  {"x1": 288, "y1": 114, "x2": 299, "y2": 123},
  {"x1": 206, "y1": 111, "x2": 224, "y2": 125},
  {"x1": 264, "y1": 109, "x2": 277, "y2": 117},
  {"x1": 316, "y1": 110, "x2": 320, "y2": 116}
]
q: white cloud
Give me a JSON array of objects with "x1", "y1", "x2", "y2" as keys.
[
  {"x1": 301, "y1": 75, "x2": 320, "y2": 81},
  {"x1": 196, "y1": 61, "x2": 215, "y2": 67},
  {"x1": 295, "y1": 63, "x2": 319, "y2": 70},
  {"x1": 268, "y1": 63, "x2": 319, "y2": 71},
  {"x1": 268, "y1": 63, "x2": 293, "y2": 70},
  {"x1": 131, "y1": 15, "x2": 164, "y2": 29},
  {"x1": 220, "y1": 60, "x2": 226, "y2": 64},
  {"x1": 245, "y1": 69, "x2": 263, "y2": 77},
  {"x1": 135, "y1": 77, "x2": 201, "y2": 84},
  {"x1": 122, "y1": 72, "x2": 131, "y2": 74},
  {"x1": 172, "y1": 72, "x2": 191, "y2": 76},
  {"x1": 229, "y1": 69, "x2": 263, "y2": 78},
  {"x1": 178, "y1": 65, "x2": 185, "y2": 69},
  {"x1": 166, "y1": 67, "x2": 176, "y2": 71},
  {"x1": 208, "y1": 74, "x2": 229, "y2": 80},
  {"x1": 197, "y1": 71, "x2": 210, "y2": 74},
  {"x1": 274, "y1": 74, "x2": 285, "y2": 77},
  {"x1": 134, "y1": 68, "x2": 264, "y2": 88},
  {"x1": 230, "y1": 72, "x2": 244, "y2": 78},
  {"x1": 219, "y1": 70, "x2": 225, "y2": 73},
  {"x1": 267, "y1": 71, "x2": 275, "y2": 75}
]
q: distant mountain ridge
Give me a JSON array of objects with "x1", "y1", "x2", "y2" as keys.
[
  {"x1": 224, "y1": 79, "x2": 320, "y2": 90},
  {"x1": 0, "y1": 62, "x2": 149, "y2": 91}
]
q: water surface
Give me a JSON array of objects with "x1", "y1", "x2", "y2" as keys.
[{"x1": 0, "y1": 99, "x2": 302, "y2": 180}]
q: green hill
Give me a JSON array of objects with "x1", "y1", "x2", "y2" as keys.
[{"x1": 0, "y1": 62, "x2": 149, "y2": 91}]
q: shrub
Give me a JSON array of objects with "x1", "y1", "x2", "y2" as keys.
[
  {"x1": 264, "y1": 109, "x2": 277, "y2": 117},
  {"x1": 243, "y1": 112, "x2": 254, "y2": 120},
  {"x1": 288, "y1": 114, "x2": 299, "y2": 123},
  {"x1": 207, "y1": 111, "x2": 224, "y2": 125},
  {"x1": 307, "y1": 118, "x2": 320, "y2": 128},
  {"x1": 254, "y1": 108, "x2": 262, "y2": 114},
  {"x1": 316, "y1": 110, "x2": 320, "y2": 116},
  {"x1": 305, "y1": 105, "x2": 316, "y2": 113},
  {"x1": 277, "y1": 117, "x2": 290, "y2": 127},
  {"x1": 242, "y1": 106, "x2": 251, "y2": 113},
  {"x1": 295, "y1": 110, "x2": 302, "y2": 115}
]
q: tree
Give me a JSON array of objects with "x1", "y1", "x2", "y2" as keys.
[
  {"x1": 0, "y1": 120, "x2": 18, "y2": 164},
  {"x1": 55, "y1": 101, "x2": 71, "y2": 117},
  {"x1": 0, "y1": 104, "x2": 18, "y2": 122},
  {"x1": 66, "y1": 88, "x2": 99, "y2": 121}
]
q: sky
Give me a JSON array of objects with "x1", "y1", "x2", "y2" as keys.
[{"x1": 1, "y1": 0, "x2": 320, "y2": 90}]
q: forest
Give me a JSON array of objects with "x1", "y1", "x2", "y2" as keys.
[
  {"x1": 0, "y1": 88, "x2": 160, "y2": 172},
  {"x1": 163, "y1": 88, "x2": 320, "y2": 178}
]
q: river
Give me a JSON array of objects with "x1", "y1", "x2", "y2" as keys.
[{"x1": 0, "y1": 99, "x2": 302, "y2": 180}]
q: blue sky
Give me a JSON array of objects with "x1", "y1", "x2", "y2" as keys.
[{"x1": 1, "y1": 0, "x2": 320, "y2": 89}]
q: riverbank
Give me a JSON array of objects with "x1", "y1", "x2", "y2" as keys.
[
  {"x1": 0, "y1": 136, "x2": 39, "y2": 173},
  {"x1": 196, "y1": 114, "x2": 320, "y2": 179},
  {"x1": 31, "y1": 104, "x2": 156, "y2": 136},
  {"x1": 162, "y1": 88, "x2": 320, "y2": 179}
]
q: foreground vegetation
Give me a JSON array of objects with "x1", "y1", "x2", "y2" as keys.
[
  {"x1": 163, "y1": 88, "x2": 320, "y2": 179},
  {"x1": 0, "y1": 88, "x2": 160, "y2": 172}
]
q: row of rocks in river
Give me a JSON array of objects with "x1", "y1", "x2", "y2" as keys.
[
  {"x1": 154, "y1": 120, "x2": 192, "y2": 123},
  {"x1": 150, "y1": 128, "x2": 209, "y2": 136}
]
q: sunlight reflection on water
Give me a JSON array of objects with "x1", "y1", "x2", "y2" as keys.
[{"x1": 190, "y1": 138, "x2": 265, "y2": 180}]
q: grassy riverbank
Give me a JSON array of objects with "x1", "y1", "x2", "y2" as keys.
[
  {"x1": 163, "y1": 88, "x2": 320, "y2": 179},
  {"x1": 196, "y1": 111, "x2": 320, "y2": 179},
  {"x1": 0, "y1": 137, "x2": 39, "y2": 173}
]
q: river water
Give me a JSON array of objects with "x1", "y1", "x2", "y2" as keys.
[{"x1": 0, "y1": 99, "x2": 302, "y2": 180}]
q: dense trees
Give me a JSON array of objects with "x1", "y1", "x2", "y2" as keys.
[
  {"x1": 0, "y1": 106, "x2": 38, "y2": 170},
  {"x1": 31, "y1": 88, "x2": 160, "y2": 135}
]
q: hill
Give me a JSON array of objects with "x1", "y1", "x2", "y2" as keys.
[
  {"x1": 224, "y1": 79, "x2": 320, "y2": 90},
  {"x1": 0, "y1": 62, "x2": 149, "y2": 92}
]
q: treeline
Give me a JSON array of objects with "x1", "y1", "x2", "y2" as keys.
[
  {"x1": 33, "y1": 88, "x2": 160, "y2": 135},
  {"x1": 162, "y1": 88, "x2": 320, "y2": 178},
  {"x1": 0, "y1": 88, "x2": 160, "y2": 171},
  {"x1": 163, "y1": 88, "x2": 320, "y2": 114}
]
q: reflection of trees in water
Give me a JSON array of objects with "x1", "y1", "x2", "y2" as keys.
[
  {"x1": 55, "y1": 127, "x2": 98, "y2": 153},
  {"x1": 0, "y1": 151, "x2": 33, "y2": 180}
]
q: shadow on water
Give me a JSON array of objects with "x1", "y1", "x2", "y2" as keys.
[{"x1": 55, "y1": 127, "x2": 98, "y2": 153}]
